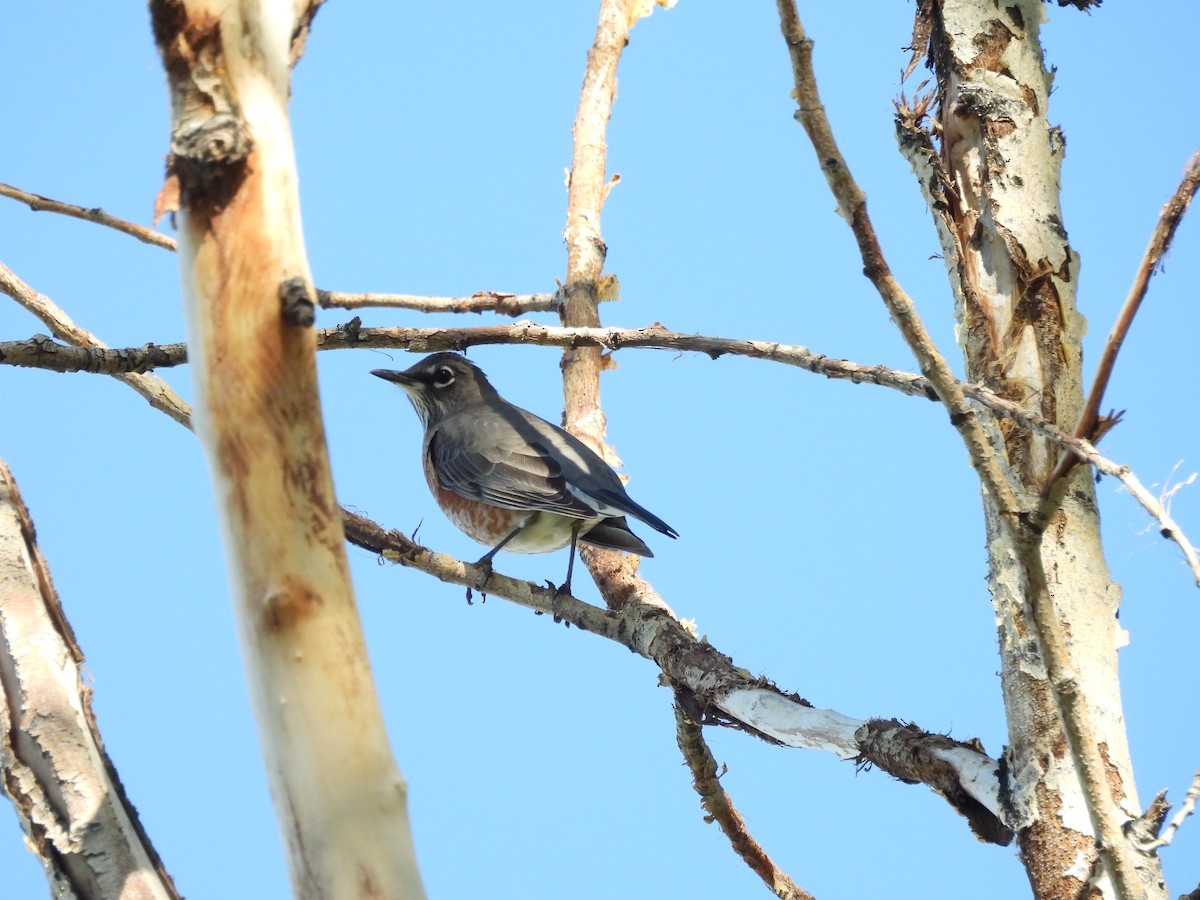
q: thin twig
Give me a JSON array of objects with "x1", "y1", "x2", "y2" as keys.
[
  {"x1": 1146, "y1": 766, "x2": 1200, "y2": 850},
  {"x1": 318, "y1": 289, "x2": 558, "y2": 316},
  {"x1": 673, "y1": 699, "x2": 813, "y2": 900},
  {"x1": 0, "y1": 262, "x2": 191, "y2": 426},
  {"x1": 1043, "y1": 150, "x2": 1200, "y2": 496},
  {"x1": 0, "y1": 182, "x2": 177, "y2": 251},
  {"x1": 775, "y1": 0, "x2": 1023, "y2": 522}
]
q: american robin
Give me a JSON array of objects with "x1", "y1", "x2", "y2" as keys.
[{"x1": 372, "y1": 352, "x2": 677, "y2": 594}]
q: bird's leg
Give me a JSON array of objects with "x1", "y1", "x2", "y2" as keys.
[
  {"x1": 466, "y1": 523, "x2": 525, "y2": 603},
  {"x1": 554, "y1": 521, "x2": 583, "y2": 604}
]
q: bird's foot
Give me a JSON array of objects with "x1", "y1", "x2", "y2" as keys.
[
  {"x1": 548, "y1": 578, "x2": 573, "y2": 624},
  {"x1": 466, "y1": 556, "x2": 495, "y2": 605}
]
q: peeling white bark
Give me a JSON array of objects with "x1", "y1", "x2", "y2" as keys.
[
  {"x1": 0, "y1": 461, "x2": 179, "y2": 899},
  {"x1": 720, "y1": 690, "x2": 863, "y2": 757},
  {"x1": 906, "y1": 2, "x2": 1165, "y2": 896}
]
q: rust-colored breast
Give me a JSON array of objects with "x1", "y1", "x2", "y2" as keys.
[
  {"x1": 421, "y1": 428, "x2": 583, "y2": 553},
  {"x1": 434, "y1": 484, "x2": 527, "y2": 546}
]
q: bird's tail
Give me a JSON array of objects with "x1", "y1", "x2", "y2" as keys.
[{"x1": 581, "y1": 517, "x2": 655, "y2": 557}]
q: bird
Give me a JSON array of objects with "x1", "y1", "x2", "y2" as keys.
[{"x1": 372, "y1": 352, "x2": 677, "y2": 596}]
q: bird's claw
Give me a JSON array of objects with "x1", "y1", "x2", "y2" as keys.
[
  {"x1": 548, "y1": 579, "x2": 572, "y2": 624},
  {"x1": 466, "y1": 557, "x2": 495, "y2": 605}
]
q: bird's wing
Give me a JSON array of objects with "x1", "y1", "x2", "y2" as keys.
[
  {"x1": 513, "y1": 410, "x2": 680, "y2": 538},
  {"x1": 429, "y1": 426, "x2": 599, "y2": 520}
]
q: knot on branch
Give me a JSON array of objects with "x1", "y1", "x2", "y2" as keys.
[
  {"x1": 856, "y1": 718, "x2": 1014, "y2": 846},
  {"x1": 280, "y1": 277, "x2": 316, "y2": 327},
  {"x1": 168, "y1": 112, "x2": 253, "y2": 207}
]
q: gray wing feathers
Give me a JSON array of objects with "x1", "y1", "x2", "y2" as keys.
[
  {"x1": 430, "y1": 403, "x2": 678, "y2": 538},
  {"x1": 430, "y1": 428, "x2": 598, "y2": 519}
]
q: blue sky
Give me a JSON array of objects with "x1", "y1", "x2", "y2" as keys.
[{"x1": 2, "y1": 2, "x2": 1198, "y2": 898}]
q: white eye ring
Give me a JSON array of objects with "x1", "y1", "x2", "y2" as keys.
[{"x1": 433, "y1": 366, "x2": 455, "y2": 387}]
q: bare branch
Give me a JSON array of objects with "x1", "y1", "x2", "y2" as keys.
[
  {"x1": 0, "y1": 261, "x2": 192, "y2": 426},
  {"x1": 673, "y1": 700, "x2": 814, "y2": 900},
  {"x1": 0, "y1": 334, "x2": 189, "y2": 374},
  {"x1": 559, "y1": 0, "x2": 664, "y2": 617},
  {"x1": 1044, "y1": 149, "x2": 1200, "y2": 494},
  {"x1": 1145, "y1": 766, "x2": 1200, "y2": 851},
  {"x1": 0, "y1": 182, "x2": 177, "y2": 251},
  {"x1": 11, "y1": 319, "x2": 1198, "y2": 589},
  {"x1": 318, "y1": 289, "x2": 559, "y2": 316},
  {"x1": 775, "y1": 0, "x2": 1023, "y2": 522},
  {"x1": 341, "y1": 509, "x2": 1013, "y2": 841},
  {"x1": 0, "y1": 459, "x2": 182, "y2": 899}
]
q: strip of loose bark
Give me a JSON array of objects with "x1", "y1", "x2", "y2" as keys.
[
  {"x1": 673, "y1": 700, "x2": 814, "y2": 900},
  {"x1": 149, "y1": 1, "x2": 425, "y2": 896},
  {"x1": 0, "y1": 459, "x2": 181, "y2": 899},
  {"x1": 0, "y1": 182, "x2": 178, "y2": 250}
]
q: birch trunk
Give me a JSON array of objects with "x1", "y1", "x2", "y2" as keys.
[
  {"x1": 149, "y1": 2, "x2": 425, "y2": 896},
  {"x1": 912, "y1": 2, "x2": 1165, "y2": 896}
]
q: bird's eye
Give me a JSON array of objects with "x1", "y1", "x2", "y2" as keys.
[{"x1": 433, "y1": 366, "x2": 455, "y2": 387}]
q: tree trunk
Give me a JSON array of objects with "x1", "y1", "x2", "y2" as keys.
[{"x1": 916, "y1": 2, "x2": 1165, "y2": 897}]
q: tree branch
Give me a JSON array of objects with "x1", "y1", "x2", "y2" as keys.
[
  {"x1": 341, "y1": 510, "x2": 1013, "y2": 841},
  {"x1": 0, "y1": 182, "x2": 177, "y2": 251},
  {"x1": 318, "y1": 289, "x2": 559, "y2": 316},
  {"x1": 1043, "y1": 149, "x2": 1200, "y2": 495},
  {"x1": 559, "y1": 0, "x2": 670, "y2": 616},
  {"x1": 673, "y1": 699, "x2": 814, "y2": 900},
  {"x1": 1144, "y1": 765, "x2": 1200, "y2": 851},
  {"x1": 0, "y1": 261, "x2": 192, "y2": 426},
  {"x1": 0, "y1": 334, "x2": 189, "y2": 374},
  {"x1": 775, "y1": 0, "x2": 1024, "y2": 523},
  {"x1": 10, "y1": 320, "x2": 1197, "y2": 589}
]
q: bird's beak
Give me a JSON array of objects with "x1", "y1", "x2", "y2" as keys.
[{"x1": 371, "y1": 369, "x2": 416, "y2": 389}]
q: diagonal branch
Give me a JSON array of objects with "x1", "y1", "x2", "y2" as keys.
[
  {"x1": 0, "y1": 182, "x2": 177, "y2": 251},
  {"x1": 0, "y1": 460, "x2": 181, "y2": 898},
  {"x1": 341, "y1": 509, "x2": 1012, "y2": 841},
  {"x1": 1144, "y1": 765, "x2": 1200, "y2": 851},
  {"x1": 673, "y1": 699, "x2": 813, "y2": 900},
  {"x1": 774, "y1": 0, "x2": 1024, "y2": 523},
  {"x1": 0, "y1": 261, "x2": 191, "y2": 426},
  {"x1": 1043, "y1": 149, "x2": 1200, "y2": 495}
]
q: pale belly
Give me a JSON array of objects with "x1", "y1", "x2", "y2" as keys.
[{"x1": 435, "y1": 484, "x2": 592, "y2": 554}]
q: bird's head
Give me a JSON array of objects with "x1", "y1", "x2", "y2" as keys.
[{"x1": 371, "y1": 352, "x2": 495, "y2": 427}]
